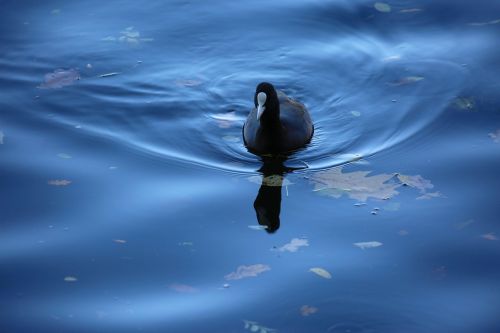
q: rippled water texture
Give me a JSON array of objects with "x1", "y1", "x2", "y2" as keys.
[{"x1": 1, "y1": 0, "x2": 500, "y2": 332}]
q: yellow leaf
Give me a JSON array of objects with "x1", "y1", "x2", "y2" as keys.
[{"x1": 309, "y1": 267, "x2": 332, "y2": 279}]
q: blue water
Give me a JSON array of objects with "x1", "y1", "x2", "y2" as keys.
[{"x1": 1, "y1": 0, "x2": 500, "y2": 332}]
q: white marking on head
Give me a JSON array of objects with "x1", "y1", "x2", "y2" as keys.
[{"x1": 257, "y1": 92, "x2": 266, "y2": 120}]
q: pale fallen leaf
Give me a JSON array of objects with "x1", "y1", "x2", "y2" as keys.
[
  {"x1": 481, "y1": 233, "x2": 498, "y2": 241},
  {"x1": 311, "y1": 167, "x2": 399, "y2": 201},
  {"x1": 300, "y1": 305, "x2": 318, "y2": 316},
  {"x1": 48, "y1": 179, "x2": 72, "y2": 186},
  {"x1": 99, "y1": 72, "x2": 120, "y2": 78},
  {"x1": 277, "y1": 238, "x2": 309, "y2": 253},
  {"x1": 353, "y1": 241, "x2": 383, "y2": 249},
  {"x1": 453, "y1": 97, "x2": 476, "y2": 111},
  {"x1": 400, "y1": 8, "x2": 422, "y2": 13},
  {"x1": 113, "y1": 239, "x2": 127, "y2": 244},
  {"x1": 38, "y1": 69, "x2": 80, "y2": 89},
  {"x1": 64, "y1": 276, "x2": 78, "y2": 282},
  {"x1": 488, "y1": 129, "x2": 500, "y2": 143},
  {"x1": 391, "y1": 76, "x2": 425, "y2": 86},
  {"x1": 309, "y1": 267, "x2": 332, "y2": 279},
  {"x1": 248, "y1": 174, "x2": 293, "y2": 187},
  {"x1": 374, "y1": 2, "x2": 391, "y2": 13},
  {"x1": 0, "y1": 130, "x2": 4, "y2": 144},
  {"x1": 169, "y1": 283, "x2": 198, "y2": 293},
  {"x1": 416, "y1": 191, "x2": 443, "y2": 200},
  {"x1": 225, "y1": 264, "x2": 270, "y2": 280},
  {"x1": 351, "y1": 111, "x2": 361, "y2": 117}
]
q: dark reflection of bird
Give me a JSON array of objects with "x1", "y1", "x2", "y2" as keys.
[
  {"x1": 253, "y1": 158, "x2": 289, "y2": 233},
  {"x1": 243, "y1": 82, "x2": 314, "y2": 155}
]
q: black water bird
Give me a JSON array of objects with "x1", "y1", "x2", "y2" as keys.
[{"x1": 243, "y1": 82, "x2": 314, "y2": 155}]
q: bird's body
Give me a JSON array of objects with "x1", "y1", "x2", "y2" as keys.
[{"x1": 243, "y1": 83, "x2": 314, "y2": 155}]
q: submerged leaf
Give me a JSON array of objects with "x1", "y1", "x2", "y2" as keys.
[
  {"x1": 277, "y1": 238, "x2": 309, "y2": 253},
  {"x1": 488, "y1": 129, "x2": 500, "y2": 143},
  {"x1": 300, "y1": 305, "x2": 318, "y2": 316},
  {"x1": 0, "y1": 130, "x2": 4, "y2": 144},
  {"x1": 400, "y1": 8, "x2": 422, "y2": 13},
  {"x1": 57, "y1": 153, "x2": 72, "y2": 159},
  {"x1": 113, "y1": 239, "x2": 127, "y2": 244},
  {"x1": 48, "y1": 179, "x2": 71, "y2": 186},
  {"x1": 225, "y1": 264, "x2": 270, "y2": 280},
  {"x1": 309, "y1": 267, "x2": 332, "y2": 279},
  {"x1": 169, "y1": 283, "x2": 198, "y2": 293},
  {"x1": 453, "y1": 97, "x2": 476, "y2": 111},
  {"x1": 481, "y1": 233, "x2": 498, "y2": 241},
  {"x1": 353, "y1": 241, "x2": 383, "y2": 249},
  {"x1": 391, "y1": 76, "x2": 425, "y2": 86},
  {"x1": 64, "y1": 276, "x2": 77, "y2": 282},
  {"x1": 38, "y1": 69, "x2": 80, "y2": 89},
  {"x1": 374, "y1": 2, "x2": 391, "y2": 12}
]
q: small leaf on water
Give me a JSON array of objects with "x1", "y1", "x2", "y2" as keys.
[
  {"x1": 38, "y1": 69, "x2": 80, "y2": 89},
  {"x1": 225, "y1": 264, "x2": 270, "y2": 280},
  {"x1": 309, "y1": 267, "x2": 332, "y2": 279},
  {"x1": 374, "y1": 2, "x2": 391, "y2": 12},
  {"x1": 353, "y1": 241, "x2": 383, "y2": 249},
  {"x1": 99, "y1": 72, "x2": 120, "y2": 78},
  {"x1": 277, "y1": 238, "x2": 309, "y2": 253},
  {"x1": 453, "y1": 97, "x2": 476, "y2": 111},
  {"x1": 48, "y1": 179, "x2": 72, "y2": 186},
  {"x1": 64, "y1": 276, "x2": 77, "y2": 282},
  {"x1": 300, "y1": 305, "x2": 318, "y2": 316},
  {"x1": 113, "y1": 239, "x2": 127, "y2": 244},
  {"x1": 351, "y1": 111, "x2": 361, "y2": 117}
]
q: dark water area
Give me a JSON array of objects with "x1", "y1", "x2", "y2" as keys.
[{"x1": 1, "y1": 0, "x2": 500, "y2": 332}]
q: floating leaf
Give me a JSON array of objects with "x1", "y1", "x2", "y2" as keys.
[
  {"x1": 481, "y1": 233, "x2": 498, "y2": 241},
  {"x1": 99, "y1": 72, "x2": 120, "y2": 78},
  {"x1": 374, "y1": 2, "x2": 391, "y2": 13},
  {"x1": 169, "y1": 283, "x2": 198, "y2": 293},
  {"x1": 225, "y1": 264, "x2": 270, "y2": 280},
  {"x1": 48, "y1": 179, "x2": 71, "y2": 186},
  {"x1": 309, "y1": 267, "x2": 332, "y2": 279},
  {"x1": 400, "y1": 8, "x2": 422, "y2": 13},
  {"x1": 311, "y1": 167, "x2": 399, "y2": 201},
  {"x1": 350, "y1": 111, "x2": 361, "y2": 117},
  {"x1": 277, "y1": 238, "x2": 309, "y2": 253},
  {"x1": 0, "y1": 130, "x2": 4, "y2": 144},
  {"x1": 38, "y1": 69, "x2": 80, "y2": 89},
  {"x1": 113, "y1": 239, "x2": 127, "y2": 244},
  {"x1": 247, "y1": 174, "x2": 293, "y2": 187},
  {"x1": 453, "y1": 97, "x2": 476, "y2": 111},
  {"x1": 64, "y1": 276, "x2": 77, "y2": 282},
  {"x1": 416, "y1": 191, "x2": 443, "y2": 200},
  {"x1": 300, "y1": 305, "x2": 318, "y2": 316},
  {"x1": 353, "y1": 241, "x2": 383, "y2": 249},
  {"x1": 489, "y1": 129, "x2": 500, "y2": 143},
  {"x1": 391, "y1": 76, "x2": 425, "y2": 86}
]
